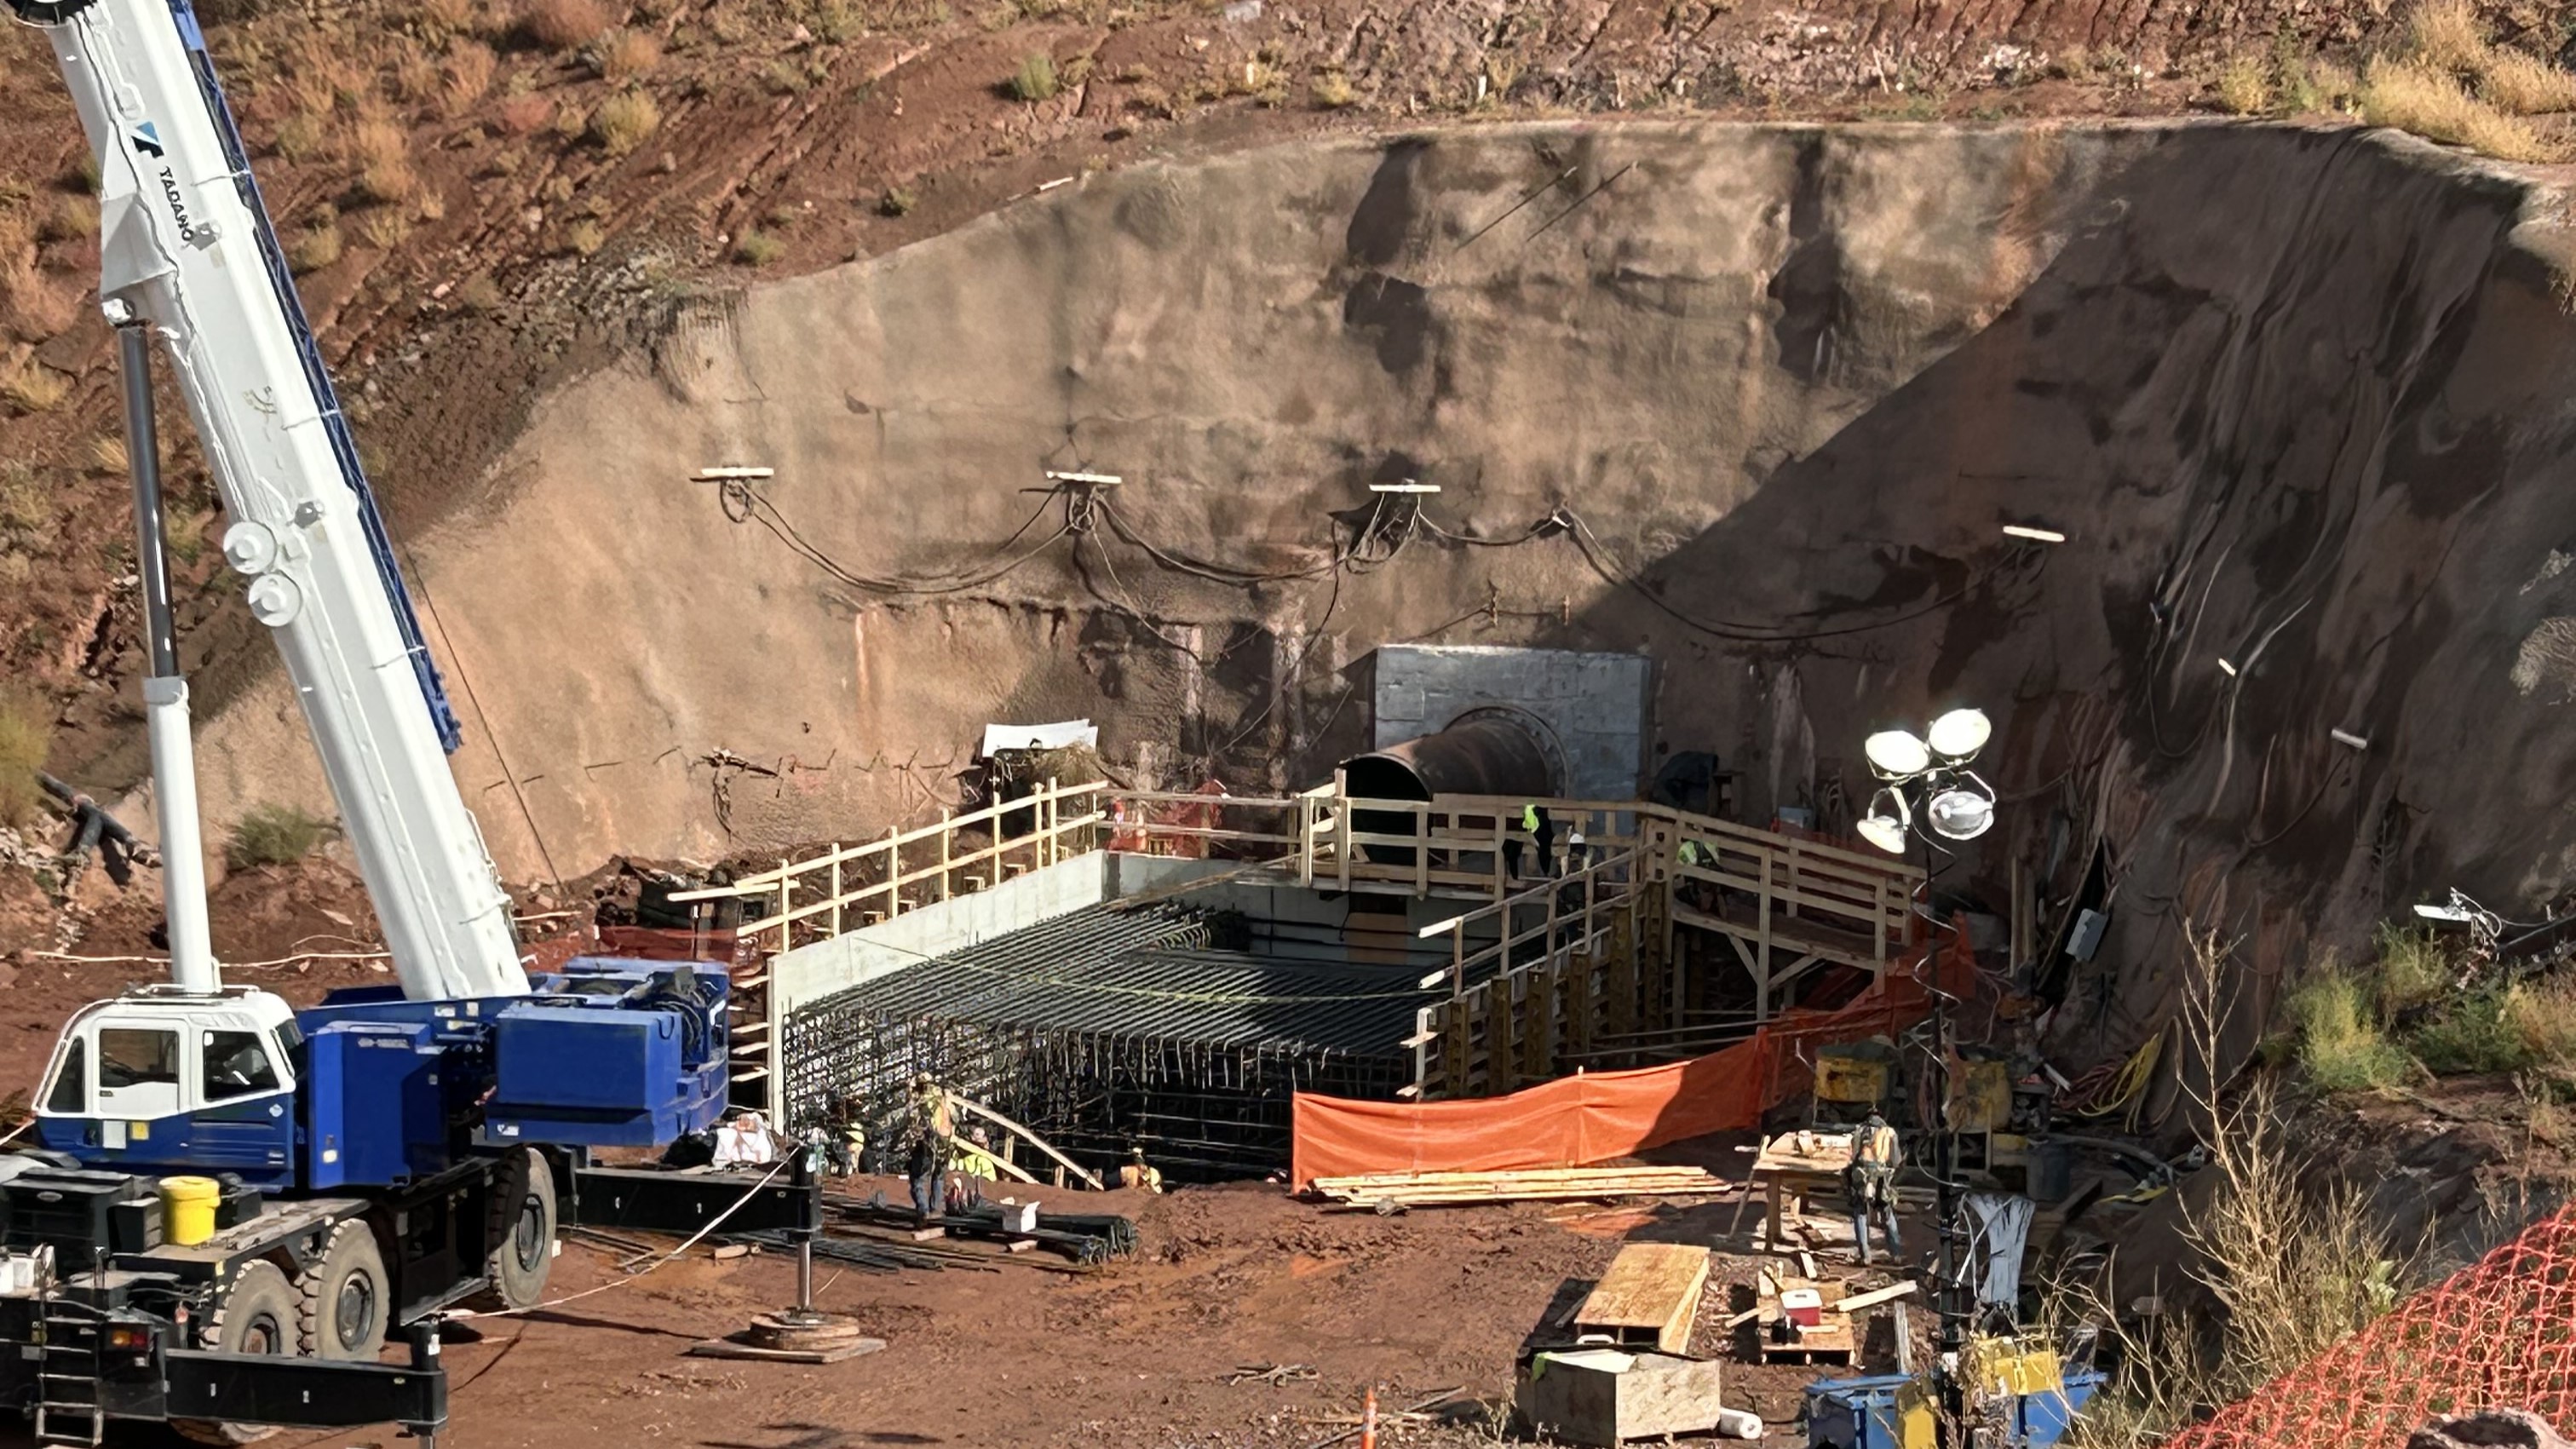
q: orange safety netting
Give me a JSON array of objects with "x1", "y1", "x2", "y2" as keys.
[
  {"x1": 2165, "y1": 1203, "x2": 2576, "y2": 1449},
  {"x1": 1289, "y1": 929, "x2": 1975, "y2": 1185}
]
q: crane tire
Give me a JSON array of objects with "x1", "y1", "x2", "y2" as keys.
[
  {"x1": 298, "y1": 1220, "x2": 389, "y2": 1360},
  {"x1": 173, "y1": 1258, "x2": 296, "y2": 1445},
  {"x1": 463, "y1": 1146, "x2": 556, "y2": 1312}
]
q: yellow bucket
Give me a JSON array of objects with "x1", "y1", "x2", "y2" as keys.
[{"x1": 160, "y1": 1176, "x2": 221, "y2": 1247}]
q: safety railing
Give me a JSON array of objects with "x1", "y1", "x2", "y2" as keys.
[{"x1": 668, "y1": 778, "x2": 1109, "y2": 955}]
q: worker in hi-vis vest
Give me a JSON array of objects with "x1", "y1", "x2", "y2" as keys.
[{"x1": 1846, "y1": 1108, "x2": 1904, "y2": 1266}]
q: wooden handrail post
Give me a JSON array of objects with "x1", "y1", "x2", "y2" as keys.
[
  {"x1": 939, "y1": 809, "x2": 953, "y2": 900},
  {"x1": 829, "y1": 844, "x2": 843, "y2": 939},
  {"x1": 1452, "y1": 927, "x2": 1465, "y2": 998},
  {"x1": 883, "y1": 825, "x2": 899, "y2": 917},
  {"x1": 776, "y1": 860, "x2": 793, "y2": 955}
]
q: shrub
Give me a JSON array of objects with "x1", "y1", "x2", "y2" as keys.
[
  {"x1": 2409, "y1": 0, "x2": 2488, "y2": 76},
  {"x1": 2215, "y1": 53, "x2": 2273, "y2": 113},
  {"x1": 0, "y1": 464, "x2": 46, "y2": 533},
  {"x1": 273, "y1": 110, "x2": 328, "y2": 161},
  {"x1": 419, "y1": 0, "x2": 476, "y2": 37},
  {"x1": 2411, "y1": 987, "x2": 2533, "y2": 1074},
  {"x1": 289, "y1": 221, "x2": 344, "y2": 273},
  {"x1": 588, "y1": 89, "x2": 661, "y2": 156},
  {"x1": 0, "y1": 688, "x2": 50, "y2": 830},
  {"x1": 85, "y1": 433, "x2": 128, "y2": 476},
  {"x1": 2373, "y1": 923, "x2": 2452, "y2": 1020},
  {"x1": 590, "y1": 27, "x2": 661, "y2": 81},
  {"x1": 520, "y1": 0, "x2": 609, "y2": 51},
  {"x1": 1310, "y1": 71, "x2": 1356, "y2": 108},
  {"x1": 2476, "y1": 48, "x2": 2576, "y2": 115},
  {"x1": 2288, "y1": 968, "x2": 2412, "y2": 1091},
  {"x1": 2504, "y1": 976, "x2": 2576, "y2": 1076},
  {"x1": 1007, "y1": 52, "x2": 1058, "y2": 101},
  {"x1": 878, "y1": 185, "x2": 916, "y2": 216},
  {"x1": 38, "y1": 194, "x2": 98, "y2": 242},
  {"x1": 358, "y1": 207, "x2": 411, "y2": 249},
  {"x1": 733, "y1": 229, "x2": 785, "y2": 265},
  {"x1": 2, "y1": 359, "x2": 71, "y2": 413},
  {"x1": 456, "y1": 273, "x2": 504, "y2": 310},
  {"x1": 442, "y1": 41, "x2": 498, "y2": 109},
  {"x1": 358, "y1": 158, "x2": 420, "y2": 204},
  {"x1": 2360, "y1": 55, "x2": 2553, "y2": 161},
  {"x1": 564, "y1": 218, "x2": 606, "y2": 255},
  {"x1": 227, "y1": 802, "x2": 331, "y2": 869},
  {"x1": 2067, "y1": 930, "x2": 2418, "y2": 1449},
  {"x1": 761, "y1": 58, "x2": 810, "y2": 95}
]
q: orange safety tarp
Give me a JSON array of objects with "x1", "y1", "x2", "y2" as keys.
[{"x1": 1290, "y1": 929, "x2": 1975, "y2": 1186}]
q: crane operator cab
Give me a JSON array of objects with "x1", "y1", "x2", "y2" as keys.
[{"x1": 33, "y1": 987, "x2": 301, "y2": 1187}]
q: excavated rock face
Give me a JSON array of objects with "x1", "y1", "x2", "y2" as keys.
[{"x1": 186, "y1": 119, "x2": 2576, "y2": 1064}]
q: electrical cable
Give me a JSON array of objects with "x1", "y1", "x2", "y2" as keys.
[
  {"x1": 446, "y1": 1157, "x2": 792, "y2": 1320},
  {"x1": 708, "y1": 475, "x2": 1072, "y2": 595}
]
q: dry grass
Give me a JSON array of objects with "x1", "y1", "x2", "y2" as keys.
[
  {"x1": 38, "y1": 194, "x2": 97, "y2": 243},
  {"x1": 522, "y1": 0, "x2": 610, "y2": 50},
  {"x1": 0, "y1": 688, "x2": 51, "y2": 831},
  {"x1": 2402, "y1": 0, "x2": 2576, "y2": 115},
  {"x1": 0, "y1": 258, "x2": 76, "y2": 345},
  {"x1": 588, "y1": 89, "x2": 661, "y2": 156},
  {"x1": 564, "y1": 218, "x2": 607, "y2": 255},
  {"x1": 733, "y1": 228, "x2": 786, "y2": 266},
  {"x1": 419, "y1": 0, "x2": 477, "y2": 37},
  {"x1": 1310, "y1": 71, "x2": 1357, "y2": 108},
  {"x1": 2, "y1": 359, "x2": 72, "y2": 414},
  {"x1": 2477, "y1": 47, "x2": 2576, "y2": 114},
  {"x1": 2216, "y1": 53, "x2": 2273, "y2": 113},
  {"x1": 2409, "y1": 0, "x2": 2488, "y2": 75},
  {"x1": 2287, "y1": 966, "x2": 2414, "y2": 1091},
  {"x1": 2360, "y1": 55, "x2": 2555, "y2": 160},
  {"x1": 85, "y1": 433, "x2": 127, "y2": 477},
  {"x1": 0, "y1": 463, "x2": 47, "y2": 534},
  {"x1": 284, "y1": 34, "x2": 368, "y2": 118},
  {"x1": 358, "y1": 208, "x2": 412, "y2": 250},
  {"x1": 1007, "y1": 51, "x2": 1059, "y2": 101},
  {"x1": 2504, "y1": 975, "x2": 2576, "y2": 1077},
  {"x1": 227, "y1": 802, "x2": 331, "y2": 870},
  {"x1": 592, "y1": 27, "x2": 662, "y2": 81},
  {"x1": 273, "y1": 111, "x2": 328, "y2": 162},
  {"x1": 442, "y1": 41, "x2": 498, "y2": 110},
  {"x1": 289, "y1": 220, "x2": 345, "y2": 273},
  {"x1": 456, "y1": 273, "x2": 504, "y2": 311}
]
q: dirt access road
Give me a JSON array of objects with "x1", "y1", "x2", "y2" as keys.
[{"x1": 90, "y1": 1182, "x2": 1852, "y2": 1449}]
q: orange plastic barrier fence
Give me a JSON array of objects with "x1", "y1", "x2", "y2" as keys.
[
  {"x1": 2165, "y1": 1202, "x2": 2576, "y2": 1449},
  {"x1": 1290, "y1": 931, "x2": 1974, "y2": 1186}
]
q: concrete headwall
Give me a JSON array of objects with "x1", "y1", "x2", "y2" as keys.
[
  {"x1": 1371, "y1": 645, "x2": 1652, "y2": 801},
  {"x1": 770, "y1": 853, "x2": 1109, "y2": 1016}
]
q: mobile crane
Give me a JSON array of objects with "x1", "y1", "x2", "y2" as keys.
[{"x1": 0, "y1": 0, "x2": 819, "y2": 1440}]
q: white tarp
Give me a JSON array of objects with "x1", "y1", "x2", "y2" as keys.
[{"x1": 981, "y1": 719, "x2": 1098, "y2": 757}]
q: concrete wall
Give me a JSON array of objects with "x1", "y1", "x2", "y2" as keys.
[
  {"x1": 770, "y1": 852, "x2": 1108, "y2": 1016},
  {"x1": 1371, "y1": 645, "x2": 1652, "y2": 800}
]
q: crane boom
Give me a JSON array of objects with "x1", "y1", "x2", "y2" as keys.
[{"x1": 18, "y1": 0, "x2": 527, "y2": 999}]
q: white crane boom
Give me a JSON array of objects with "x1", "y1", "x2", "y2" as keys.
[{"x1": 20, "y1": 0, "x2": 528, "y2": 1000}]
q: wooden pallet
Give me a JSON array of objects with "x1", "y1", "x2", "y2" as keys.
[{"x1": 1752, "y1": 1274, "x2": 1858, "y2": 1366}]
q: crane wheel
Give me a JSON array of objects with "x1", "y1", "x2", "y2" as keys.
[
  {"x1": 299, "y1": 1220, "x2": 389, "y2": 1360},
  {"x1": 172, "y1": 1259, "x2": 296, "y2": 1445},
  {"x1": 463, "y1": 1146, "x2": 556, "y2": 1312}
]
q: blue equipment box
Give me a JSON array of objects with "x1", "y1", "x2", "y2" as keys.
[{"x1": 304, "y1": 1021, "x2": 451, "y2": 1189}]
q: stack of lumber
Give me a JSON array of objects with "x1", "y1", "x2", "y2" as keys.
[
  {"x1": 1572, "y1": 1243, "x2": 1711, "y2": 1354},
  {"x1": 1311, "y1": 1165, "x2": 1728, "y2": 1209}
]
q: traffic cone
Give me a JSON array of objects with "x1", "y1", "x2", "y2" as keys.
[{"x1": 1359, "y1": 1387, "x2": 1378, "y2": 1449}]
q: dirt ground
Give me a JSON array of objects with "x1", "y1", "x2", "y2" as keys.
[{"x1": 221, "y1": 1178, "x2": 1896, "y2": 1449}]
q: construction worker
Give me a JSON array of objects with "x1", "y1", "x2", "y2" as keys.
[
  {"x1": 710, "y1": 1111, "x2": 779, "y2": 1167},
  {"x1": 906, "y1": 1073, "x2": 952, "y2": 1221},
  {"x1": 1531, "y1": 804, "x2": 1557, "y2": 878},
  {"x1": 946, "y1": 1126, "x2": 998, "y2": 1213},
  {"x1": 1118, "y1": 1144, "x2": 1164, "y2": 1193},
  {"x1": 1846, "y1": 1108, "x2": 1904, "y2": 1266}
]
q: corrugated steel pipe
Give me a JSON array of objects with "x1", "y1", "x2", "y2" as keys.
[{"x1": 1341, "y1": 715, "x2": 1557, "y2": 864}]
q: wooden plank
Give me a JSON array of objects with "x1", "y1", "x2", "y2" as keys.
[
  {"x1": 1836, "y1": 1279, "x2": 1918, "y2": 1314},
  {"x1": 1573, "y1": 1244, "x2": 1709, "y2": 1354}
]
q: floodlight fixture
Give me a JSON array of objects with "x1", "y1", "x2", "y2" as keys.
[
  {"x1": 1857, "y1": 787, "x2": 1912, "y2": 854},
  {"x1": 1926, "y1": 784, "x2": 1996, "y2": 841},
  {"x1": 1925, "y1": 708, "x2": 1992, "y2": 764},
  {"x1": 1864, "y1": 729, "x2": 1932, "y2": 779}
]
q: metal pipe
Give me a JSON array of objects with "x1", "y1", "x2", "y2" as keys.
[{"x1": 118, "y1": 320, "x2": 217, "y2": 995}]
